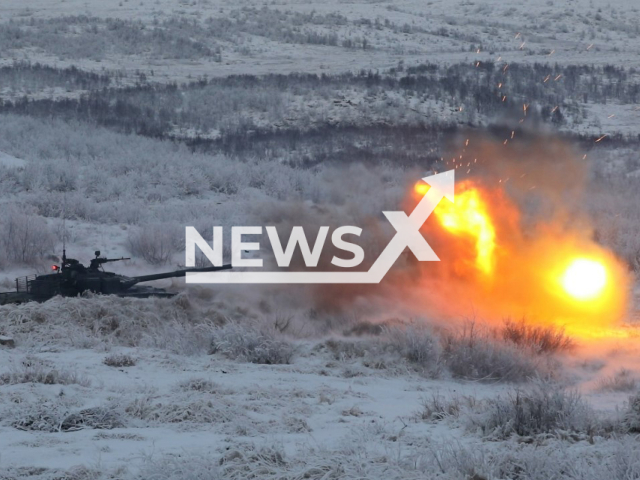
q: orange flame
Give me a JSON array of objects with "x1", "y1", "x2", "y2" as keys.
[
  {"x1": 433, "y1": 187, "x2": 495, "y2": 274},
  {"x1": 411, "y1": 178, "x2": 630, "y2": 339}
]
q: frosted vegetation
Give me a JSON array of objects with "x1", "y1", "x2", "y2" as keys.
[
  {"x1": 1, "y1": 295, "x2": 640, "y2": 479},
  {"x1": 0, "y1": 111, "x2": 637, "y2": 270}
]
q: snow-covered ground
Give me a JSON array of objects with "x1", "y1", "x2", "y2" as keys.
[
  {"x1": 0, "y1": 294, "x2": 639, "y2": 479},
  {"x1": 0, "y1": 151, "x2": 26, "y2": 169}
]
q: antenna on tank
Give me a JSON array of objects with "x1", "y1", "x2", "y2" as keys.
[{"x1": 62, "y1": 191, "x2": 67, "y2": 269}]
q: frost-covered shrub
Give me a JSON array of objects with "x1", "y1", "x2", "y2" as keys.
[
  {"x1": 326, "y1": 323, "x2": 552, "y2": 380},
  {"x1": 0, "y1": 295, "x2": 212, "y2": 354},
  {"x1": 442, "y1": 323, "x2": 541, "y2": 382},
  {"x1": 323, "y1": 338, "x2": 377, "y2": 360},
  {"x1": 8, "y1": 395, "x2": 124, "y2": 433},
  {"x1": 419, "y1": 437, "x2": 640, "y2": 480},
  {"x1": 597, "y1": 368, "x2": 637, "y2": 392},
  {"x1": 103, "y1": 353, "x2": 137, "y2": 368},
  {"x1": 384, "y1": 326, "x2": 441, "y2": 376},
  {"x1": 621, "y1": 392, "x2": 640, "y2": 433},
  {"x1": 132, "y1": 435, "x2": 640, "y2": 480},
  {"x1": 0, "y1": 204, "x2": 56, "y2": 264},
  {"x1": 127, "y1": 222, "x2": 183, "y2": 265},
  {"x1": 414, "y1": 392, "x2": 467, "y2": 422},
  {"x1": 500, "y1": 319, "x2": 574, "y2": 354},
  {"x1": 124, "y1": 394, "x2": 240, "y2": 426},
  {"x1": 11, "y1": 400, "x2": 69, "y2": 433},
  {"x1": 467, "y1": 382, "x2": 597, "y2": 439},
  {"x1": 320, "y1": 337, "x2": 391, "y2": 370},
  {"x1": 59, "y1": 407, "x2": 125, "y2": 432},
  {"x1": 177, "y1": 378, "x2": 221, "y2": 394},
  {"x1": 209, "y1": 322, "x2": 295, "y2": 364},
  {"x1": 0, "y1": 357, "x2": 90, "y2": 386}
]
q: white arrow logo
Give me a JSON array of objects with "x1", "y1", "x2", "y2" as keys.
[{"x1": 187, "y1": 169, "x2": 454, "y2": 284}]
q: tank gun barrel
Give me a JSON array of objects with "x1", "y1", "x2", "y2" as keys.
[{"x1": 132, "y1": 264, "x2": 232, "y2": 284}]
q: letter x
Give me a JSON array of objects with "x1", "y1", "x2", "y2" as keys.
[{"x1": 382, "y1": 211, "x2": 437, "y2": 261}]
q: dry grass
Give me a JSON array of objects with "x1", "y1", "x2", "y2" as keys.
[
  {"x1": 209, "y1": 322, "x2": 295, "y2": 365},
  {"x1": 622, "y1": 392, "x2": 640, "y2": 433},
  {"x1": 10, "y1": 399, "x2": 124, "y2": 433},
  {"x1": 500, "y1": 319, "x2": 575, "y2": 355},
  {"x1": 103, "y1": 353, "x2": 137, "y2": 368},
  {"x1": 597, "y1": 369, "x2": 638, "y2": 392},
  {"x1": 177, "y1": 378, "x2": 222, "y2": 394},
  {"x1": 323, "y1": 321, "x2": 561, "y2": 382},
  {"x1": 466, "y1": 381, "x2": 598, "y2": 440},
  {"x1": 0, "y1": 357, "x2": 90, "y2": 387},
  {"x1": 384, "y1": 326, "x2": 442, "y2": 375},
  {"x1": 441, "y1": 322, "x2": 543, "y2": 382},
  {"x1": 413, "y1": 392, "x2": 472, "y2": 422}
]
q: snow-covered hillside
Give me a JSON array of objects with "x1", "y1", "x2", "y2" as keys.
[{"x1": 2, "y1": 0, "x2": 640, "y2": 79}]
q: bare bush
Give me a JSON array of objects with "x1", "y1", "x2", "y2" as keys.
[
  {"x1": 0, "y1": 357, "x2": 90, "y2": 386},
  {"x1": 10, "y1": 398, "x2": 123, "y2": 433},
  {"x1": 127, "y1": 222, "x2": 182, "y2": 265},
  {"x1": 442, "y1": 322, "x2": 541, "y2": 382},
  {"x1": 384, "y1": 326, "x2": 442, "y2": 376},
  {"x1": 209, "y1": 322, "x2": 295, "y2": 365},
  {"x1": 324, "y1": 338, "x2": 373, "y2": 361},
  {"x1": 343, "y1": 321, "x2": 384, "y2": 336},
  {"x1": 60, "y1": 407, "x2": 125, "y2": 432},
  {"x1": 500, "y1": 318, "x2": 575, "y2": 354},
  {"x1": 621, "y1": 392, "x2": 640, "y2": 433},
  {"x1": 467, "y1": 382, "x2": 597, "y2": 439},
  {"x1": 11, "y1": 400, "x2": 68, "y2": 433},
  {"x1": 124, "y1": 394, "x2": 240, "y2": 425},
  {"x1": 177, "y1": 378, "x2": 221, "y2": 394},
  {"x1": 320, "y1": 337, "x2": 391, "y2": 371},
  {"x1": 103, "y1": 353, "x2": 137, "y2": 368},
  {"x1": 597, "y1": 369, "x2": 637, "y2": 392},
  {"x1": 133, "y1": 435, "x2": 640, "y2": 480},
  {"x1": 0, "y1": 295, "x2": 212, "y2": 354},
  {"x1": 414, "y1": 392, "x2": 466, "y2": 422},
  {"x1": 324, "y1": 323, "x2": 550, "y2": 381},
  {"x1": 0, "y1": 204, "x2": 56, "y2": 265},
  {"x1": 420, "y1": 437, "x2": 640, "y2": 480}
]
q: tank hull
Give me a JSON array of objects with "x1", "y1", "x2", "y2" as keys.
[
  {"x1": 0, "y1": 291, "x2": 32, "y2": 305},
  {"x1": 0, "y1": 289, "x2": 177, "y2": 305}
]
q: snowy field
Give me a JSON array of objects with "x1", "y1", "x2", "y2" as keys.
[
  {"x1": 1, "y1": 295, "x2": 640, "y2": 479},
  {"x1": 0, "y1": 0, "x2": 640, "y2": 479}
]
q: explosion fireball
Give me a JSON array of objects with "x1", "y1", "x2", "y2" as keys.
[
  {"x1": 560, "y1": 258, "x2": 607, "y2": 301},
  {"x1": 428, "y1": 186, "x2": 496, "y2": 275},
  {"x1": 407, "y1": 138, "x2": 631, "y2": 339}
]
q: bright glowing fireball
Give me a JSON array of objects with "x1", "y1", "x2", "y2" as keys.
[
  {"x1": 412, "y1": 178, "x2": 630, "y2": 338},
  {"x1": 426, "y1": 184, "x2": 495, "y2": 274},
  {"x1": 560, "y1": 258, "x2": 607, "y2": 301}
]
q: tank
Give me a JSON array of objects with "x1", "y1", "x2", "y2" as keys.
[{"x1": 0, "y1": 250, "x2": 231, "y2": 305}]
